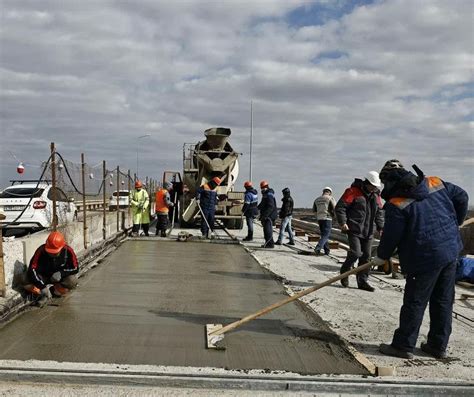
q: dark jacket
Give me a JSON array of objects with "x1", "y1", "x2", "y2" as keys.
[
  {"x1": 242, "y1": 188, "x2": 258, "y2": 217},
  {"x1": 377, "y1": 176, "x2": 468, "y2": 275},
  {"x1": 335, "y1": 178, "x2": 384, "y2": 239},
  {"x1": 279, "y1": 188, "x2": 294, "y2": 218},
  {"x1": 28, "y1": 244, "x2": 79, "y2": 289},
  {"x1": 196, "y1": 184, "x2": 218, "y2": 212},
  {"x1": 258, "y1": 188, "x2": 278, "y2": 221}
]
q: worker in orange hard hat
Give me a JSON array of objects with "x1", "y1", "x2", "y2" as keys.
[
  {"x1": 155, "y1": 182, "x2": 174, "y2": 237},
  {"x1": 130, "y1": 180, "x2": 150, "y2": 236},
  {"x1": 196, "y1": 176, "x2": 222, "y2": 238},
  {"x1": 22, "y1": 231, "x2": 79, "y2": 307},
  {"x1": 257, "y1": 180, "x2": 277, "y2": 248},
  {"x1": 242, "y1": 181, "x2": 258, "y2": 241}
]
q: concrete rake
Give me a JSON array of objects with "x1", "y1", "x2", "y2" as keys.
[{"x1": 206, "y1": 261, "x2": 373, "y2": 349}]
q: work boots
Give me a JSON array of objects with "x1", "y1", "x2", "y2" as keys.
[
  {"x1": 243, "y1": 232, "x2": 253, "y2": 242},
  {"x1": 161, "y1": 230, "x2": 167, "y2": 237}
]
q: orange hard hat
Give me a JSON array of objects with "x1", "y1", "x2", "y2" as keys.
[
  {"x1": 244, "y1": 181, "x2": 253, "y2": 188},
  {"x1": 45, "y1": 231, "x2": 66, "y2": 254},
  {"x1": 135, "y1": 180, "x2": 142, "y2": 188},
  {"x1": 260, "y1": 180, "x2": 269, "y2": 189},
  {"x1": 212, "y1": 177, "x2": 222, "y2": 185}
]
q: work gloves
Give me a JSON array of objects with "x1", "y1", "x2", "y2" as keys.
[
  {"x1": 41, "y1": 287, "x2": 52, "y2": 299},
  {"x1": 196, "y1": 199, "x2": 200, "y2": 205},
  {"x1": 51, "y1": 271, "x2": 62, "y2": 283},
  {"x1": 372, "y1": 256, "x2": 386, "y2": 266}
]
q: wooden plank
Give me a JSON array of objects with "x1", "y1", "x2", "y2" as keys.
[
  {"x1": 295, "y1": 230, "x2": 306, "y2": 236},
  {"x1": 308, "y1": 235, "x2": 319, "y2": 242}
]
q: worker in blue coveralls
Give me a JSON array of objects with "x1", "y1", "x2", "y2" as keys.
[
  {"x1": 375, "y1": 160, "x2": 468, "y2": 359},
  {"x1": 242, "y1": 181, "x2": 259, "y2": 241},
  {"x1": 196, "y1": 177, "x2": 221, "y2": 238}
]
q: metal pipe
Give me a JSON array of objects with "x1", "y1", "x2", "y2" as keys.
[
  {"x1": 81, "y1": 153, "x2": 87, "y2": 249},
  {"x1": 116, "y1": 166, "x2": 120, "y2": 232},
  {"x1": 128, "y1": 170, "x2": 131, "y2": 228},
  {"x1": 50, "y1": 142, "x2": 58, "y2": 231},
  {"x1": 102, "y1": 160, "x2": 106, "y2": 240}
]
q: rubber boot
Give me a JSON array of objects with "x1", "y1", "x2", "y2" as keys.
[
  {"x1": 243, "y1": 232, "x2": 253, "y2": 242},
  {"x1": 161, "y1": 230, "x2": 166, "y2": 237}
]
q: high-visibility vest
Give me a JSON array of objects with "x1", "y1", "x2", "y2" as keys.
[{"x1": 155, "y1": 189, "x2": 169, "y2": 214}]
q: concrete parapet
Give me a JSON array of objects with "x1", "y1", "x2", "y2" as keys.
[
  {"x1": 2, "y1": 211, "x2": 131, "y2": 296},
  {"x1": 460, "y1": 218, "x2": 474, "y2": 255}
]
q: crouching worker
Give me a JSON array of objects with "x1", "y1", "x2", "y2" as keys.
[{"x1": 23, "y1": 231, "x2": 79, "y2": 306}]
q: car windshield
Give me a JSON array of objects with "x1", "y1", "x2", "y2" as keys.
[
  {"x1": 113, "y1": 192, "x2": 129, "y2": 197},
  {"x1": 0, "y1": 188, "x2": 44, "y2": 198}
]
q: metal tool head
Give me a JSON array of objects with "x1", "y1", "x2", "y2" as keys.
[{"x1": 205, "y1": 323, "x2": 226, "y2": 350}]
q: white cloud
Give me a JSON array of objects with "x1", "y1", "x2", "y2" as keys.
[{"x1": 0, "y1": 0, "x2": 472, "y2": 205}]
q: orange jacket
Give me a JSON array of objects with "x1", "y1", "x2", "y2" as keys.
[{"x1": 155, "y1": 189, "x2": 169, "y2": 214}]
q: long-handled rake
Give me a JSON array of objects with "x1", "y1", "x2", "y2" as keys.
[{"x1": 206, "y1": 261, "x2": 373, "y2": 349}]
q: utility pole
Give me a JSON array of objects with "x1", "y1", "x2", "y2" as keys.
[
  {"x1": 81, "y1": 153, "x2": 87, "y2": 249},
  {"x1": 249, "y1": 100, "x2": 253, "y2": 181}
]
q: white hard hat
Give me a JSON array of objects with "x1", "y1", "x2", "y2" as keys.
[
  {"x1": 323, "y1": 186, "x2": 332, "y2": 193},
  {"x1": 365, "y1": 171, "x2": 381, "y2": 188}
]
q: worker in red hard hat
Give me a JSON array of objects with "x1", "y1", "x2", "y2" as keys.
[
  {"x1": 242, "y1": 181, "x2": 258, "y2": 241},
  {"x1": 257, "y1": 180, "x2": 278, "y2": 248},
  {"x1": 196, "y1": 176, "x2": 222, "y2": 238},
  {"x1": 23, "y1": 231, "x2": 79, "y2": 307},
  {"x1": 130, "y1": 180, "x2": 150, "y2": 236},
  {"x1": 155, "y1": 182, "x2": 174, "y2": 237}
]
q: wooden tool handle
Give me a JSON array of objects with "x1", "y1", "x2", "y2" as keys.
[{"x1": 211, "y1": 261, "x2": 373, "y2": 336}]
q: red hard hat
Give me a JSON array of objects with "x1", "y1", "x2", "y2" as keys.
[
  {"x1": 135, "y1": 180, "x2": 142, "y2": 188},
  {"x1": 45, "y1": 231, "x2": 66, "y2": 254},
  {"x1": 212, "y1": 177, "x2": 222, "y2": 185},
  {"x1": 260, "y1": 180, "x2": 269, "y2": 189},
  {"x1": 244, "y1": 181, "x2": 253, "y2": 188}
]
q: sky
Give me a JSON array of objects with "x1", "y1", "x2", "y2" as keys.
[{"x1": 1, "y1": 0, "x2": 473, "y2": 206}]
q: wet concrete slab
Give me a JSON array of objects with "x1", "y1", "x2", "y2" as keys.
[{"x1": 0, "y1": 240, "x2": 368, "y2": 375}]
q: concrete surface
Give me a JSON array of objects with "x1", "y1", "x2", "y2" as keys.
[
  {"x1": 241, "y1": 222, "x2": 474, "y2": 382},
  {"x1": 0, "y1": 239, "x2": 367, "y2": 375}
]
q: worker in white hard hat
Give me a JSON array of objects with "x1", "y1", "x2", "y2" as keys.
[
  {"x1": 335, "y1": 171, "x2": 384, "y2": 292},
  {"x1": 312, "y1": 187, "x2": 336, "y2": 255}
]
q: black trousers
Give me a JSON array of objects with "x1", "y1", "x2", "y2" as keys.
[
  {"x1": 340, "y1": 233, "x2": 372, "y2": 284},
  {"x1": 392, "y1": 261, "x2": 456, "y2": 353},
  {"x1": 262, "y1": 218, "x2": 274, "y2": 247},
  {"x1": 132, "y1": 223, "x2": 149, "y2": 236}
]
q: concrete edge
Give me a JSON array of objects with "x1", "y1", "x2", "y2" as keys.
[
  {"x1": 242, "y1": 245, "x2": 378, "y2": 377},
  {"x1": 0, "y1": 364, "x2": 472, "y2": 394}
]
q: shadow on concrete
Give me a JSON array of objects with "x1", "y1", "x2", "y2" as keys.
[
  {"x1": 149, "y1": 309, "x2": 345, "y2": 345},
  {"x1": 310, "y1": 264, "x2": 340, "y2": 272},
  {"x1": 208, "y1": 270, "x2": 276, "y2": 281}
]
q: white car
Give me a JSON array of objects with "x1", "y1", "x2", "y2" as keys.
[
  {"x1": 109, "y1": 190, "x2": 130, "y2": 211},
  {"x1": 0, "y1": 181, "x2": 77, "y2": 231}
]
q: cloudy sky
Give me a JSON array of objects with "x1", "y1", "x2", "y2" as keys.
[{"x1": 1, "y1": 0, "x2": 472, "y2": 206}]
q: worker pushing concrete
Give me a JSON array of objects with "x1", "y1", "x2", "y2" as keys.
[
  {"x1": 155, "y1": 182, "x2": 174, "y2": 237},
  {"x1": 242, "y1": 181, "x2": 258, "y2": 241},
  {"x1": 196, "y1": 177, "x2": 221, "y2": 238},
  {"x1": 130, "y1": 180, "x2": 150, "y2": 236},
  {"x1": 258, "y1": 180, "x2": 278, "y2": 248},
  {"x1": 335, "y1": 171, "x2": 384, "y2": 292},
  {"x1": 374, "y1": 160, "x2": 469, "y2": 359},
  {"x1": 22, "y1": 231, "x2": 79, "y2": 307},
  {"x1": 313, "y1": 187, "x2": 336, "y2": 256}
]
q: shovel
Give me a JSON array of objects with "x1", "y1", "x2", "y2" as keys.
[{"x1": 206, "y1": 261, "x2": 373, "y2": 349}]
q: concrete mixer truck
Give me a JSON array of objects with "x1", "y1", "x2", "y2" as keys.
[{"x1": 181, "y1": 127, "x2": 244, "y2": 229}]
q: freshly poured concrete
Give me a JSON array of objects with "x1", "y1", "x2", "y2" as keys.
[{"x1": 0, "y1": 240, "x2": 367, "y2": 375}]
